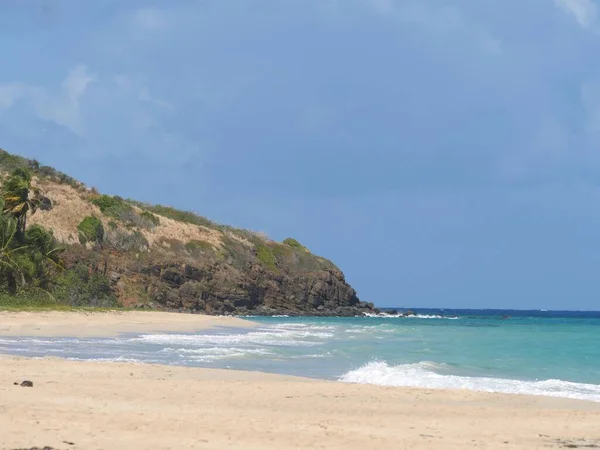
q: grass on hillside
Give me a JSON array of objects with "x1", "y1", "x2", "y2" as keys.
[
  {"x1": 0, "y1": 293, "x2": 123, "y2": 312},
  {"x1": 0, "y1": 148, "x2": 339, "y2": 275}
]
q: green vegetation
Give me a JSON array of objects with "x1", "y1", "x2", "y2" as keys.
[
  {"x1": 91, "y1": 195, "x2": 161, "y2": 230},
  {"x1": 0, "y1": 151, "x2": 31, "y2": 173},
  {"x1": 36, "y1": 165, "x2": 79, "y2": 188},
  {"x1": 0, "y1": 150, "x2": 345, "y2": 311},
  {"x1": 53, "y1": 263, "x2": 118, "y2": 307},
  {"x1": 137, "y1": 203, "x2": 219, "y2": 229},
  {"x1": 0, "y1": 149, "x2": 79, "y2": 188},
  {"x1": 91, "y1": 195, "x2": 133, "y2": 218},
  {"x1": 140, "y1": 211, "x2": 160, "y2": 228},
  {"x1": 272, "y1": 243, "x2": 293, "y2": 259},
  {"x1": 0, "y1": 167, "x2": 117, "y2": 310},
  {"x1": 77, "y1": 216, "x2": 104, "y2": 245},
  {"x1": 2, "y1": 168, "x2": 41, "y2": 242},
  {"x1": 256, "y1": 244, "x2": 277, "y2": 270},
  {"x1": 0, "y1": 169, "x2": 65, "y2": 296},
  {"x1": 186, "y1": 240, "x2": 215, "y2": 256},
  {"x1": 283, "y1": 238, "x2": 308, "y2": 251}
]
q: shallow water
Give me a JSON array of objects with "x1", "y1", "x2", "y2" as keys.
[{"x1": 2, "y1": 309, "x2": 600, "y2": 402}]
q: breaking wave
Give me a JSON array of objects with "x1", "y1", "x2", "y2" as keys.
[
  {"x1": 160, "y1": 347, "x2": 273, "y2": 362},
  {"x1": 136, "y1": 323, "x2": 335, "y2": 348},
  {"x1": 339, "y1": 361, "x2": 600, "y2": 402},
  {"x1": 363, "y1": 313, "x2": 459, "y2": 319}
]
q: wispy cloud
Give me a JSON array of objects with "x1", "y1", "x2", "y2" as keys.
[
  {"x1": 0, "y1": 65, "x2": 176, "y2": 141},
  {"x1": 554, "y1": 0, "x2": 598, "y2": 29},
  {"x1": 0, "y1": 64, "x2": 95, "y2": 136}
]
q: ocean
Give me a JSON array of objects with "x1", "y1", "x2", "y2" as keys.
[{"x1": 2, "y1": 309, "x2": 600, "y2": 402}]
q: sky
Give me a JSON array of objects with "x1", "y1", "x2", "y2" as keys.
[{"x1": 1, "y1": 0, "x2": 600, "y2": 310}]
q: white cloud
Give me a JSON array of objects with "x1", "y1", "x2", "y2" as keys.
[
  {"x1": 555, "y1": 0, "x2": 597, "y2": 29},
  {"x1": 0, "y1": 84, "x2": 27, "y2": 109},
  {"x1": 39, "y1": 64, "x2": 96, "y2": 135},
  {"x1": 0, "y1": 65, "x2": 175, "y2": 140},
  {"x1": 62, "y1": 64, "x2": 95, "y2": 103},
  {"x1": 0, "y1": 64, "x2": 95, "y2": 136}
]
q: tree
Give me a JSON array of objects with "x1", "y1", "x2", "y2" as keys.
[
  {"x1": 2, "y1": 168, "x2": 41, "y2": 242},
  {"x1": 26, "y1": 224, "x2": 65, "y2": 276},
  {"x1": 0, "y1": 215, "x2": 28, "y2": 293},
  {"x1": 77, "y1": 216, "x2": 105, "y2": 245},
  {"x1": 0, "y1": 218, "x2": 64, "y2": 295}
]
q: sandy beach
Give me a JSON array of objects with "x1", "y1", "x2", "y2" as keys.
[
  {"x1": 0, "y1": 310, "x2": 254, "y2": 337},
  {"x1": 1, "y1": 312, "x2": 599, "y2": 450}
]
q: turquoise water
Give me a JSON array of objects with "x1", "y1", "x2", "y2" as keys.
[{"x1": 2, "y1": 309, "x2": 600, "y2": 401}]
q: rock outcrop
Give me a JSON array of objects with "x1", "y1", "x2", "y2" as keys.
[{"x1": 140, "y1": 263, "x2": 376, "y2": 316}]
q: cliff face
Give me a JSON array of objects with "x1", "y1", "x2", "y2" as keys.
[
  {"x1": 0, "y1": 149, "x2": 377, "y2": 316},
  {"x1": 117, "y1": 262, "x2": 374, "y2": 316}
]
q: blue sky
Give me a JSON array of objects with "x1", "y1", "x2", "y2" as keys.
[{"x1": 1, "y1": 0, "x2": 600, "y2": 309}]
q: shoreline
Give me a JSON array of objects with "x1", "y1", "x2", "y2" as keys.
[
  {"x1": 0, "y1": 310, "x2": 256, "y2": 338},
  {"x1": 2, "y1": 310, "x2": 599, "y2": 403},
  {"x1": 1, "y1": 355, "x2": 599, "y2": 450},
  {"x1": 2, "y1": 311, "x2": 600, "y2": 449}
]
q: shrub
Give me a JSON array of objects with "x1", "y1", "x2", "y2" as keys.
[
  {"x1": 77, "y1": 216, "x2": 104, "y2": 245},
  {"x1": 0, "y1": 289, "x2": 63, "y2": 308},
  {"x1": 218, "y1": 236, "x2": 254, "y2": 269},
  {"x1": 256, "y1": 244, "x2": 277, "y2": 270},
  {"x1": 105, "y1": 229, "x2": 149, "y2": 252},
  {"x1": 121, "y1": 210, "x2": 160, "y2": 230},
  {"x1": 140, "y1": 211, "x2": 160, "y2": 228},
  {"x1": 0, "y1": 150, "x2": 29, "y2": 172},
  {"x1": 36, "y1": 166, "x2": 57, "y2": 178},
  {"x1": 283, "y1": 238, "x2": 308, "y2": 251},
  {"x1": 26, "y1": 224, "x2": 56, "y2": 252},
  {"x1": 186, "y1": 240, "x2": 215, "y2": 256},
  {"x1": 91, "y1": 195, "x2": 133, "y2": 219},
  {"x1": 54, "y1": 263, "x2": 118, "y2": 307},
  {"x1": 272, "y1": 244, "x2": 293, "y2": 260},
  {"x1": 142, "y1": 204, "x2": 219, "y2": 229}
]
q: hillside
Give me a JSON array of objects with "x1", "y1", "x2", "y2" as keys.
[{"x1": 0, "y1": 149, "x2": 377, "y2": 316}]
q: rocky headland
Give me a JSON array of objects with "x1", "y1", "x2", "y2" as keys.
[{"x1": 0, "y1": 149, "x2": 378, "y2": 316}]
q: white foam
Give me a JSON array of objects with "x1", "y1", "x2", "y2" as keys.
[
  {"x1": 363, "y1": 313, "x2": 459, "y2": 319},
  {"x1": 136, "y1": 326, "x2": 334, "y2": 348},
  {"x1": 0, "y1": 337, "x2": 84, "y2": 344},
  {"x1": 339, "y1": 361, "x2": 600, "y2": 402},
  {"x1": 65, "y1": 356, "x2": 145, "y2": 364},
  {"x1": 160, "y1": 347, "x2": 272, "y2": 362},
  {"x1": 344, "y1": 325, "x2": 396, "y2": 334}
]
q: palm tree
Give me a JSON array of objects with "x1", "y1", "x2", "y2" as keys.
[
  {"x1": 0, "y1": 215, "x2": 28, "y2": 292},
  {"x1": 26, "y1": 224, "x2": 65, "y2": 273},
  {"x1": 2, "y1": 168, "x2": 41, "y2": 242}
]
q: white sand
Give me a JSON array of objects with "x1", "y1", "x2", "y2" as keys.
[{"x1": 0, "y1": 310, "x2": 254, "y2": 337}]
